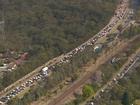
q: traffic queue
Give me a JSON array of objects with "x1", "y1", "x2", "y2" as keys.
[
  {"x1": 0, "y1": 0, "x2": 130, "y2": 104},
  {"x1": 59, "y1": 0, "x2": 129, "y2": 65},
  {"x1": 0, "y1": 67, "x2": 49, "y2": 103}
]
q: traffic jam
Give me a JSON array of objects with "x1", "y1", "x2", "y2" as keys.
[
  {"x1": 87, "y1": 54, "x2": 140, "y2": 105},
  {"x1": 0, "y1": 67, "x2": 49, "y2": 104},
  {"x1": 0, "y1": 0, "x2": 130, "y2": 104},
  {"x1": 58, "y1": 0, "x2": 130, "y2": 65}
]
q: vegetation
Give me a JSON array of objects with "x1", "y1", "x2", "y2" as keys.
[
  {"x1": 122, "y1": 92, "x2": 130, "y2": 105},
  {"x1": 88, "y1": 13, "x2": 140, "y2": 104},
  {"x1": 0, "y1": 1, "x2": 139, "y2": 105},
  {"x1": 65, "y1": 84, "x2": 95, "y2": 105},
  {"x1": 122, "y1": 25, "x2": 140, "y2": 39},
  {"x1": 7, "y1": 28, "x2": 140, "y2": 105},
  {"x1": 120, "y1": 2, "x2": 140, "y2": 39},
  {"x1": 0, "y1": 0, "x2": 117, "y2": 90},
  {"x1": 95, "y1": 61, "x2": 140, "y2": 105},
  {"x1": 65, "y1": 48, "x2": 126, "y2": 105},
  {"x1": 82, "y1": 84, "x2": 94, "y2": 98},
  {"x1": 65, "y1": 33, "x2": 140, "y2": 105}
]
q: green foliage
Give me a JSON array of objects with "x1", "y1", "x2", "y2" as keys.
[
  {"x1": 0, "y1": 0, "x2": 119, "y2": 104},
  {"x1": 122, "y1": 92, "x2": 130, "y2": 105},
  {"x1": 122, "y1": 25, "x2": 140, "y2": 39},
  {"x1": 73, "y1": 94, "x2": 83, "y2": 105},
  {"x1": 0, "y1": 0, "x2": 117, "y2": 90},
  {"x1": 66, "y1": 84, "x2": 95, "y2": 105},
  {"x1": 95, "y1": 62, "x2": 140, "y2": 105},
  {"x1": 82, "y1": 84, "x2": 94, "y2": 98}
]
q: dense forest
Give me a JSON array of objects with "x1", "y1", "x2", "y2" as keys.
[
  {"x1": 1, "y1": 0, "x2": 117, "y2": 54},
  {"x1": 0, "y1": 0, "x2": 118, "y2": 90}
]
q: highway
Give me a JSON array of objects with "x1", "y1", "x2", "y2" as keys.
[
  {"x1": 0, "y1": 0, "x2": 131, "y2": 104},
  {"x1": 45, "y1": 35, "x2": 140, "y2": 105},
  {"x1": 86, "y1": 48, "x2": 140, "y2": 105}
]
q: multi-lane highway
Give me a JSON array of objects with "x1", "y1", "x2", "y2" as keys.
[
  {"x1": 86, "y1": 48, "x2": 140, "y2": 105},
  {"x1": 0, "y1": 0, "x2": 131, "y2": 104}
]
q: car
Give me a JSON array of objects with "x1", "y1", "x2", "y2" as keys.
[
  {"x1": 89, "y1": 101, "x2": 94, "y2": 105},
  {"x1": 101, "y1": 89, "x2": 104, "y2": 93}
]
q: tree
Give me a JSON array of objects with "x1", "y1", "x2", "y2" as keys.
[
  {"x1": 122, "y1": 92, "x2": 130, "y2": 105},
  {"x1": 82, "y1": 84, "x2": 94, "y2": 98}
]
